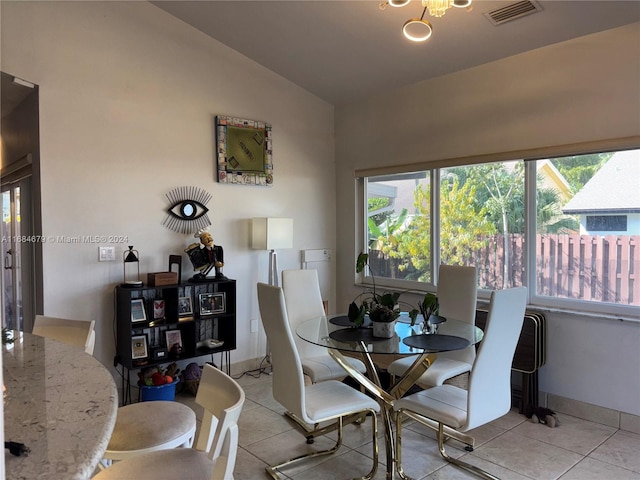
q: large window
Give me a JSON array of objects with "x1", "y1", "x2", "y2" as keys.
[{"x1": 361, "y1": 148, "x2": 639, "y2": 318}]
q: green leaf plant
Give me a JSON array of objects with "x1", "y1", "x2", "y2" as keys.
[{"x1": 348, "y1": 252, "x2": 436, "y2": 327}]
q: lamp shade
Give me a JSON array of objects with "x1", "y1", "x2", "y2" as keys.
[{"x1": 251, "y1": 218, "x2": 293, "y2": 250}]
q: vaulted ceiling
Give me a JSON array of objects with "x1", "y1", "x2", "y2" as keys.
[{"x1": 152, "y1": 1, "x2": 640, "y2": 106}]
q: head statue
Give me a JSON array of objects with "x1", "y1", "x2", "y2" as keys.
[{"x1": 195, "y1": 228, "x2": 213, "y2": 248}]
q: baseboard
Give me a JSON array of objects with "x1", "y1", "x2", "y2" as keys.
[{"x1": 541, "y1": 391, "x2": 640, "y2": 434}]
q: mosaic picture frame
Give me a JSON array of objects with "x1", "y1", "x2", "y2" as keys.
[{"x1": 216, "y1": 115, "x2": 272, "y2": 186}]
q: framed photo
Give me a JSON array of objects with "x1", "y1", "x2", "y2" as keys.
[
  {"x1": 178, "y1": 296, "x2": 193, "y2": 316},
  {"x1": 153, "y1": 299, "x2": 165, "y2": 320},
  {"x1": 199, "y1": 292, "x2": 226, "y2": 315},
  {"x1": 131, "y1": 299, "x2": 147, "y2": 323},
  {"x1": 164, "y1": 329, "x2": 182, "y2": 350},
  {"x1": 216, "y1": 115, "x2": 272, "y2": 186},
  {"x1": 131, "y1": 334, "x2": 148, "y2": 360}
]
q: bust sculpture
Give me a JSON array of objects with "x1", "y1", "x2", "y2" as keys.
[{"x1": 185, "y1": 228, "x2": 227, "y2": 281}]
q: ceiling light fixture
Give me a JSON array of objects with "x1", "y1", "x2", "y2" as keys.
[
  {"x1": 402, "y1": 8, "x2": 433, "y2": 42},
  {"x1": 382, "y1": 0, "x2": 472, "y2": 42}
]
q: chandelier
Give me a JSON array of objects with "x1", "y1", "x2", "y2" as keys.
[{"x1": 383, "y1": 0, "x2": 472, "y2": 42}]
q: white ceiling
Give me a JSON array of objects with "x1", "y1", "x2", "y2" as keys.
[{"x1": 155, "y1": 1, "x2": 640, "y2": 106}]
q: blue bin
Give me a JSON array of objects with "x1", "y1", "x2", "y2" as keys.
[{"x1": 139, "y1": 379, "x2": 179, "y2": 402}]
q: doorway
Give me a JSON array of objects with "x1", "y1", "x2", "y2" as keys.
[{"x1": 1, "y1": 72, "x2": 41, "y2": 333}]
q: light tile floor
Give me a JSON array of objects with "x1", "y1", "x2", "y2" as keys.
[{"x1": 176, "y1": 372, "x2": 640, "y2": 480}]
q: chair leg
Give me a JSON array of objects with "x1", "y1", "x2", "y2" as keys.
[
  {"x1": 395, "y1": 411, "x2": 412, "y2": 480},
  {"x1": 435, "y1": 423, "x2": 500, "y2": 480},
  {"x1": 266, "y1": 409, "x2": 378, "y2": 480}
]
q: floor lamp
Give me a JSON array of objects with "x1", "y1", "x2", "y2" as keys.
[
  {"x1": 252, "y1": 218, "x2": 293, "y2": 362},
  {"x1": 251, "y1": 218, "x2": 294, "y2": 287}
]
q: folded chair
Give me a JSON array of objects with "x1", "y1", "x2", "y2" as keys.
[
  {"x1": 282, "y1": 269, "x2": 367, "y2": 383},
  {"x1": 394, "y1": 286, "x2": 527, "y2": 480},
  {"x1": 94, "y1": 364, "x2": 245, "y2": 480},
  {"x1": 257, "y1": 282, "x2": 380, "y2": 479}
]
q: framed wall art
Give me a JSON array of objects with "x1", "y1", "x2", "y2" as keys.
[
  {"x1": 131, "y1": 334, "x2": 149, "y2": 360},
  {"x1": 164, "y1": 329, "x2": 183, "y2": 350},
  {"x1": 178, "y1": 296, "x2": 193, "y2": 316},
  {"x1": 131, "y1": 299, "x2": 147, "y2": 323},
  {"x1": 153, "y1": 299, "x2": 165, "y2": 320},
  {"x1": 199, "y1": 292, "x2": 226, "y2": 316},
  {"x1": 216, "y1": 115, "x2": 272, "y2": 186}
]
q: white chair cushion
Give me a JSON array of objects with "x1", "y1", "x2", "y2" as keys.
[
  {"x1": 95, "y1": 447, "x2": 215, "y2": 480},
  {"x1": 303, "y1": 354, "x2": 367, "y2": 383},
  {"x1": 395, "y1": 384, "x2": 468, "y2": 430},
  {"x1": 106, "y1": 401, "x2": 196, "y2": 455},
  {"x1": 387, "y1": 356, "x2": 472, "y2": 387},
  {"x1": 305, "y1": 380, "x2": 379, "y2": 423}
]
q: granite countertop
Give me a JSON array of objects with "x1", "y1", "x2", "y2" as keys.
[{"x1": 3, "y1": 332, "x2": 118, "y2": 479}]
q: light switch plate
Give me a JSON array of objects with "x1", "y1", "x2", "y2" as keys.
[{"x1": 99, "y1": 246, "x2": 115, "y2": 262}]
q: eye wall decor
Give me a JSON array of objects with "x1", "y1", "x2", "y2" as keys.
[
  {"x1": 162, "y1": 186, "x2": 212, "y2": 234},
  {"x1": 216, "y1": 115, "x2": 272, "y2": 186}
]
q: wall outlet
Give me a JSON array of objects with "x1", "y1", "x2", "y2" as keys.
[
  {"x1": 250, "y1": 319, "x2": 259, "y2": 333},
  {"x1": 98, "y1": 246, "x2": 115, "y2": 262}
]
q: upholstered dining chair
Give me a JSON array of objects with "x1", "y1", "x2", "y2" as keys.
[
  {"x1": 387, "y1": 264, "x2": 477, "y2": 387},
  {"x1": 394, "y1": 286, "x2": 528, "y2": 480},
  {"x1": 94, "y1": 364, "x2": 245, "y2": 480},
  {"x1": 32, "y1": 314, "x2": 96, "y2": 355},
  {"x1": 257, "y1": 282, "x2": 380, "y2": 479},
  {"x1": 282, "y1": 269, "x2": 367, "y2": 383}
]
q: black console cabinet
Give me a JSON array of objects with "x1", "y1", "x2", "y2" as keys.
[{"x1": 115, "y1": 279, "x2": 236, "y2": 372}]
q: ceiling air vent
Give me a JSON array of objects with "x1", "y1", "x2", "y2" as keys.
[{"x1": 483, "y1": 0, "x2": 543, "y2": 26}]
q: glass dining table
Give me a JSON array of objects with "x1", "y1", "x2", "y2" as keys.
[{"x1": 296, "y1": 314, "x2": 484, "y2": 479}]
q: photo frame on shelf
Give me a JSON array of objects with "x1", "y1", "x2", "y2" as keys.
[
  {"x1": 178, "y1": 296, "x2": 193, "y2": 316},
  {"x1": 153, "y1": 299, "x2": 165, "y2": 320},
  {"x1": 199, "y1": 292, "x2": 226, "y2": 316},
  {"x1": 131, "y1": 299, "x2": 147, "y2": 323},
  {"x1": 164, "y1": 329, "x2": 183, "y2": 350},
  {"x1": 216, "y1": 115, "x2": 272, "y2": 186},
  {"x1": 131, "y1": 334, "x2": 148, "y2": 360}
]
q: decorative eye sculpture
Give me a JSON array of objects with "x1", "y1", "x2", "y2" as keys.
[{"x1": 162, "y1": 186, "x2": 212, "y2": 234}]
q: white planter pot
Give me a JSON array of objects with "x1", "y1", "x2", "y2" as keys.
[{"x1": 372, "y1": 320, "x2": 396, "y2": 338}]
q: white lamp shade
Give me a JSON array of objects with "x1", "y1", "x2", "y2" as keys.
[{"x1": 251, "y1": 218, "x2": 293, "y2": 250}]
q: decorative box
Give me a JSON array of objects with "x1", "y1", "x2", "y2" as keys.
[{"x1": 147, "y1": 272, "x2": 178, "y2": 286}]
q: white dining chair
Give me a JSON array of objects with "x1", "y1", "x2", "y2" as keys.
[
  {"x1": 94, "y1": 364, "x2": 245, "y2": 480},
  {"x1": 394, "y1": 286, "x2": 528, "y2": 480},
  {"x1": 100, "y1": 399, "x2": 197, "y2": 468},
  {"x1": 257, "y1": 282, "x2": 380, "y2": 479},
  {"x1": 32, "y1": 315, "x2": 96, "y2": 355},
  {"x1": 282, "y1": 269, "x2": 367, "y2": 383},
  {"x1": 387, "y1": 264, "x2": 477, "y2": 387}
]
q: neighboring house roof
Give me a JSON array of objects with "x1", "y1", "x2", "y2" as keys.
[
  {"x1": 537, "y1": 159, "x2": 572, "y2": 203},
  {"x1": 562, "y1": 150, "x2": 640, "y2": 214}
]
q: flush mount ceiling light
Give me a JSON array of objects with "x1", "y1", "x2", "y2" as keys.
[
  {"x1": 402, "y1": 9, "x2": 433, "y2": 42},
  {"x1": 381, "y1": 0, "x2": 472, "y2": 42}
]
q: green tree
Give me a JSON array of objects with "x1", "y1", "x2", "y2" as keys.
[
  {"x1": 550, "y1": 153, "x2": 612, "y2": 194},
  {"x1": 440, "y1": 178, "x2": 496, "y2": 265},
  {"x1": 368, "y1": 208, "x2": 409, "y2": 252},
  {"x1": 394, "y1": 179, "x2": 495, "y2": 282}
]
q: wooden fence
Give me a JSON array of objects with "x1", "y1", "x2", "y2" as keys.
[{"x1": 371, "y1": 234, "x2": 639, "y2": 305}]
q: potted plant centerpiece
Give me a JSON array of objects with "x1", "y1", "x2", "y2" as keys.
[
  {"x1": 348, "y1": 252, "x2": 446, "y2": 338},
  {"x1": 349, "y1": 252, "x2": 420, "y2": 338},
  {"x1": 416, "y1": 291, "x2": 446, "y2": 333}
]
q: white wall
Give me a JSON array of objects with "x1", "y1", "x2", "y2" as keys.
[
  {"x1": 335, "y1": 23, "x2": 640, "y2": 415},
  {"x1": 1, "y1": 2, "x2": 336, "y2": 371}
]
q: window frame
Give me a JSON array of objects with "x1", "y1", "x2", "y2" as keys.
[{"x1": 356, "y1": 141, "x2": 640, "y2": 321}]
